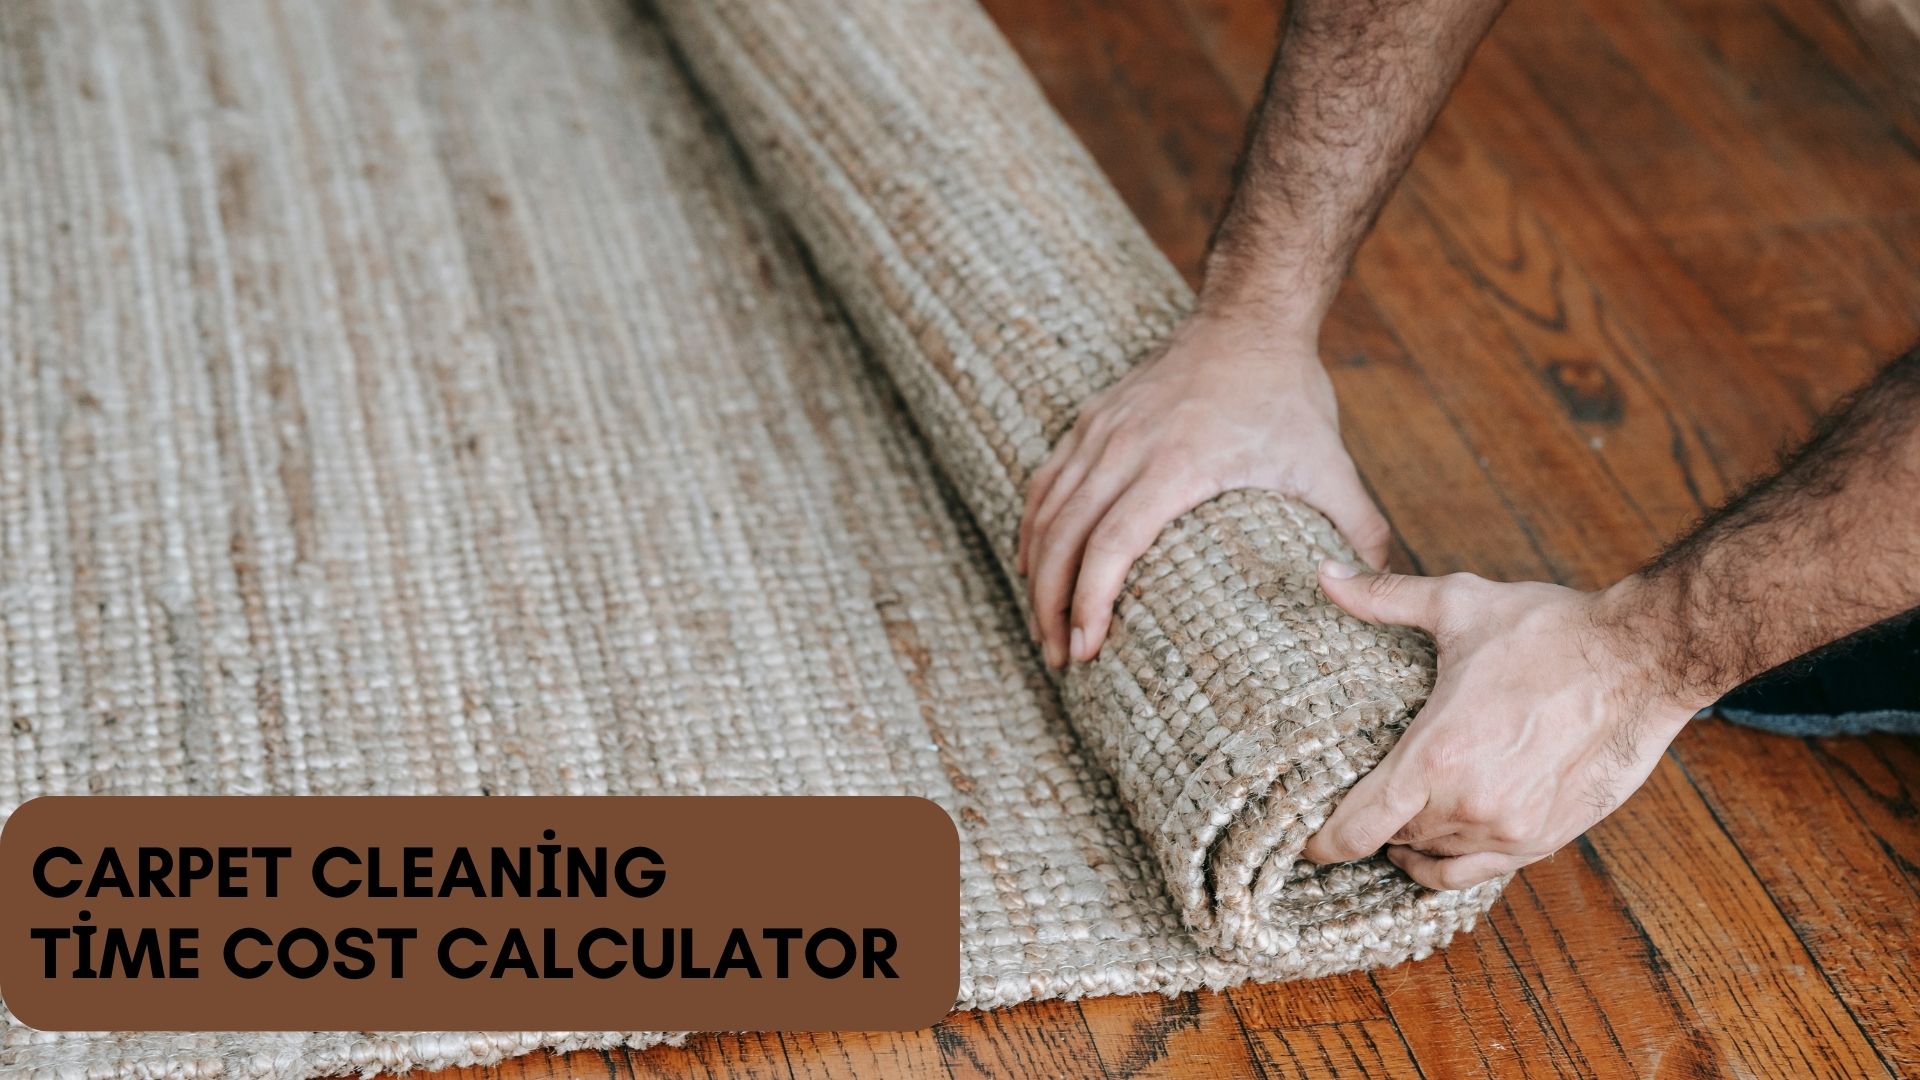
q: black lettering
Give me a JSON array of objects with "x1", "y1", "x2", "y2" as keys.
[
  {"x1": 580, "y1": 928, "x2": 626, "y2": 977},
  {"x1": 679, "y1": 927, "x2": 710, "y2": 978},
  {"x1": 862, "y1": 928, "x2": 898, "y2": 978},
  {"x1": 440, "y1": 847, "x2": 481, "y2": 897},
  {"x1": 763, "y1": 927, "x2": 802, "y2": 978},
  {"x1": 100, "y1": 926, "x2": 162, "y2": 977},
  {"x1": 439, "y1": 928, "x2": 485, "y2": 979},
  {"x1": 806, "y1": 928, "x2": 855, "y2": 979},
  {"x1": 714, "y1": 928, "x2": 760, "y2": 978},
  {"x1": 253, "y1": 846, "x2": 292, "y2": 897},
  {"x1": 333, "y1": 928, "x2": 374, "y2": 979},
  {"x1": 177, "y1": 848, "x2": 212, "y2": 896},
  {"x1": 541, "y1": 928, "x2": 573, "y2": 978},
  {"x1": 313, "y1": 847, "x2": 360, "y2": 898},
  {"x1": 613, "y1": 847, "x2": 664, "y2": 898},
  {"x1": 137, "y1": 848, "x2": 174, "y2": 897},
  {"x1": 169, "y1": 928, "x2": 199, "y2": 978},
  {"x1": 33, "y1": 847, "x2": 81, "y2": 898},
  {"x1": 632, "y1": 927, "x2": 673, "y2": 978},
  {"x1": 278, "y1": 928, "x2": 328, "y2": 979},
  {"x1": 378, "y1": 927, "x2": 414, "y2": 977},
  {"x1": 87, "y1": 849, "x2": 128, "y2": 898},
  {"x1": 490, "y1": 928, "x2": 535, "y2": 979},
  {"x1": 225, "y1": 928, "x2": 272, "y2": 979},
  {"x1": 30, "y1": 927, "x2": 68, "y2": 978}
]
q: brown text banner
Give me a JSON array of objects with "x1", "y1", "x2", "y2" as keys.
[{"x1": 0, "y1": 796, "x2": 959, "y2": 1031}]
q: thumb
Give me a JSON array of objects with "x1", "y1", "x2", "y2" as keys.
[{"x1": 1318, "y1": 561, "x2": 1447, "y2": 631}]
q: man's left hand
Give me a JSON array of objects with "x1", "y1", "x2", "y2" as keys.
[{"x1": 1301, "y1": 563, "x2": 1700, "y2": 889}]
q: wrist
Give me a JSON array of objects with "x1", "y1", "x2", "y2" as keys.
[
  {"x1": 1176, "y1": 297, "x2": 1324, "y2": 369},
  {"x1": 1194, "y1": 251, "x2": 1336, "y2": 344},
  {"x1": 1588, "y1": 573, "x2": 1727, "y2": 715}
]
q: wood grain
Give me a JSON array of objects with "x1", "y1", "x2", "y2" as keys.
[{"x1": 418, "y1": 0, "x2": 1920, "y2": 1075}]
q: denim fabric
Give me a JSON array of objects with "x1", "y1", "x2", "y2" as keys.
[{"x1": 1717, "y1": 707, "x2": 1920, "y2": 736}]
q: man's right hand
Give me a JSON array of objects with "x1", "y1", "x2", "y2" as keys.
[{"x1": 1016, "y1": 313, "x2": 1391, "y2": 669}]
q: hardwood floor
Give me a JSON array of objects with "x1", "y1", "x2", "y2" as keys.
[{"x1": 422, "y1": 0, "x2": 1920, "y2": 1075}]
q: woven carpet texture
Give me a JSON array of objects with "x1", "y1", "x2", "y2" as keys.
[{"x1": 0, "y1": 0, "x2": 1499, "y2": 1076}]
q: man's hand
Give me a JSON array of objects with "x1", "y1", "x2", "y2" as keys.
[
  {"x1": 1016, "y1": 314, "x2": 1390, "y2": 669},
  {"x1": 1009, "y1": 0, "x2": 1510, "y2": 670},
  {"x1": 1301, "y1": 563, "x2": 1701, "y2": 890}
]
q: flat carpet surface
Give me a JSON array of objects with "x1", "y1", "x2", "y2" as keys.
[{"x1": 0, "y1": 0, "x2": 1491, "y2": 1075}]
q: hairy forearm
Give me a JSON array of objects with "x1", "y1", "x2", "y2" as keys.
[
  {"x1": 1202, "y1": 0, "x2": 1508, "y2": 333},
  {"x1": 1602, "y1": 346, "x2": 1920, "y2": 708}
]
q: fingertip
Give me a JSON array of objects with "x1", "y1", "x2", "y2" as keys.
[
  {"x1": 1318, "y1": 558, "x2": 1376, "y2": 623},
  {"x1": 1302, "y1": 818, "x2": 1357, "y2": 865},
  {"x1": 1068, "y1": 579, "x2": 1114, "y2": 656},
  {"x1": 1069, "y1": 626, "x2": 1086, "y2": 663},
  {"x1": 1319, "y1": 559, "x2": 1359, "y2": 582},
  {"x1": 1301, "y1": 834, "x2": 1340, "y2": 866}
]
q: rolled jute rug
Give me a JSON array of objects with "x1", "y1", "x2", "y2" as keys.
[{"x1": 0, "y1": 0, "x2": 1503, "y2": 1075}]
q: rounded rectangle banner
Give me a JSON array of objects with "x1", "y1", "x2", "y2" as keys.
[{"x1": 0, "y1": 796, "x2": 960, "y2": 1032}]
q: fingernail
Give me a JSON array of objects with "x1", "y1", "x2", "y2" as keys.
[
  {"x1": 1044, "y1": 641, "x2": 1063, "y2": 669},
  {"x1": 1321, "y1": 561, "x2": 1358, "y2": 580},
  {"x1": 1070, "y1": 627, "x2": 1085, "y2": 661}
]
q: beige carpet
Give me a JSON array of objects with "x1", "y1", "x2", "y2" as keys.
[{"x1": 0, "y1": 0, "x2": 1501, "y2": 1075}]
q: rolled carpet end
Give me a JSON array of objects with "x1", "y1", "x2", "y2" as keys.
[{"x1": 654, "y1": 0, "x2": 1506, "y2": 978}]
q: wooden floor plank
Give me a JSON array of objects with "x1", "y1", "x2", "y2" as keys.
[
  {"x1": 1490, "y1": 1, "x2": 1920, "y2": 401},
  {"x1": 1379, "y1": 848, "x2": 1716, "y2": 1078},
  {"x1": 1815, "y1": 734, "x2": 1920, "y2": 895},
  {"x1": 622, "y1": 1034, "x2": 795, "y2": 1080},
  {"x1": 1230, "y1": 973, "x2": 1420, "y2": 1079},
  {"x1": 1561, "y1": 0, "x2": 1868, "y2": 229},
  {"x1": 783, "y1": 1029, "x2": 952, "y2": 1080},
  {"x1": 1394, "y1": 128, "x2": 1728, "y2": 532},
  {"x1": 1078, "y1": 990, "x2": 1265, "y2": 1079},
  {"x1": 1355, "y1": 195, "x2": 1661, "y2": 586},
  {"x1": 1673, "y1": 719, "x2": 1920, "y2": 1075},
  {"x1": 1663, "y1": 0, "x2": 1920, "y2": 218},
  {"x1": 1762, "y1": 0, "x2": 1920, "y2": 149},
  {"x1": 934, "y1": 1000, "x2": 1109, "y2": 1080},
  {"x1": 1444, "y1": 39, "x2": 1825, "y2": 444},
  {"x1": 1591, "y1": 762, "x2": 1891, "y2": 1077},
  {"x1": 1170, "y1": 0, "x2": 1282, "y2": 107},
  {"x1": 1320, "y1": 285, "x2": 1555, "y2": 581}
]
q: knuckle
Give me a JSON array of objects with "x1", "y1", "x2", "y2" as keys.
[
  {"x1": 1412, "y1": 737, "x2": 1457, "y2": 775},
  {"x1": 1334, "y1": 821, "x2": 1380, "y2": 860},
  {"x1": 1508, "y1": 823, "x2": 1559, "y2": 857},
  {"x1": 1365, "y1": 573, "x2": 1403, "y2": 603},
  {"x1": 1099, "y1": 428, "x2": 1139, "y2": 460},
  {"x1": 1084, "y1": 527, "x2": 1132, "y2": 559},
  {"x1": 1059, "y1": 488, "x2": 1102, "y2": 523}
]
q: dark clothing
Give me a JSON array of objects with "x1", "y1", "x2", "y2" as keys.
[{"x1": 1716, "y1": 608, "x2": 1920, "y2": 735}]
